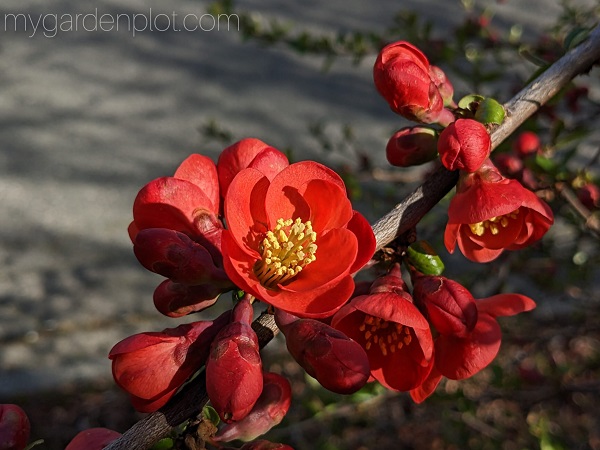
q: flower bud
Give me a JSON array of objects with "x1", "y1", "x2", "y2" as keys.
[
  {"x1": 493, "y1": 152, "x2": 524, "y2": 178},
  {"x1": 65, "y1": 428, "x2": 121, "y2": 450},
  {"x1": 428, "y1": 65, "x2": 455, "y2": 107},
  {"x1": 385, "y1": 126, "x2": 438, "y2": 167},
  {"x1": 373, "y1": 41, "x2": 447, "y2": 124},
  {"x1": 512, "y1": 131, "x2": 540, "y2": 157},
  {"x1": 206, "y1": 297, "x2": 263, "y2": 422},
  {"x1": 412, "y1": 275, "x2": 478, "y2": 337},
  {"x1": 109, "y1": 311, "x2": 230, "y2": 413},
  {"x1": 152, "y1": 280, "x2": 221, "y2": 318},
  {"x1": 133, "y1": 228, "x2": 229, "y2": 285},
  {"x1": 214, "y1": 372, "x2": 292, "y2": 442},
  {"x1": 275, "y1": 310, "x2": 370, "y2": 394},
  {"x1": 438, "y1": 119, "x2": 491, "y2": 172},
  {"x1": 577, "y1": 183, "x2": 600, "y2": 210},
  {"x1": 0, "y1": 404, "x2": 30, "y2": 450}
]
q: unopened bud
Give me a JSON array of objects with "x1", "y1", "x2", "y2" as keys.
[
  {"x1": 0, "y1": 404, "x2": 30, "y2": 450},
  {"x1": 386, "y1": 126, "x2": 438, "y2": 167},
  {"x1": 438, "y1": 119, "x2": 491, "y2": 172}
]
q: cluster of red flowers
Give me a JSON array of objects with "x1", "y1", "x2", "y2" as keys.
[
  {"x1": 374, "y1": 40, "x2": 554, "y2": 263},
  {"x1": 39, "y1": 40, "x2": 556, "y2": 450}
]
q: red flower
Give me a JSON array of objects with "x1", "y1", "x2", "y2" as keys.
[
  {"x1": 512, "y1": 131, "x2": 540, "y2": 157},
  {"x1": 129, "y1": 153, "x2": 230, "y2": 316},
  {"x1": 373, "y1": 41, "x2": 454, "y2": 125},
  {"x1": 65, "y1": 428, "x2": 121, "y2": 450},
  {"x1": 385, "y1": 126, "x2": 438, "y2": 167},
  {"x1": 435, "y1": 293, "x2": 536, "y2": 380},
  {"x1": 109, "y1": 312, "x2": 230, "y2": 412},
  {"x1": 274, "y1": 310, "x2": 370, "y2": 394},
  {"x1": 206, "y1": 297, "x2": 263, "y2": 423},
  {"x1": 444, "y1": 159, "x2": 554, "y2": 262},
  {"x1": 0, "y1": 404, "x2": 30, "y2": 450},
  {"x1": 331, "y1": 266, "x2": 434, "y2": 392},
  {"x1": 437, "y1": 119, "x2": 491, "y2": 173},
  {"x1": 214, "y1": 372, "x2": 292, "y2": 443},
  {"x1": 222, "y1": 160, "x2": 376, "y2": 318}
]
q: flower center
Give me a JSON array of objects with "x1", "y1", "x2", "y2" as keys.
[
  {"x1": 468, "y1": 208, "x2": 520, "y2": 237},
  {"x1": 359, "y1": 314, "x2": 412, "y2": 356},
  {"x1": 253, "y1": 218, "x2": 317, "y2": 289}
]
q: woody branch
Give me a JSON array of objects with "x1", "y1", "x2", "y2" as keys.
[{"x1": 103, "y1": 24, "x2": 600, "y2": 450}]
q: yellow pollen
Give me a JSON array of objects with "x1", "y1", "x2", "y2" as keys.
[
  {"x1": 360, "y1": 314, "x2": 411, "y2": 356},
  {"x1": 468, "y1": 208, "x2": 520, "y2": 237},
  {"x1": 253, "y1": 218, "x2": 317, "y2": 289}
]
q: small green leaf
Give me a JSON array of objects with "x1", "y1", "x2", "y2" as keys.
[
  {"x1": 406, "y1": 241, "x2": 445, "y2": 275},
  {"x1": 474, "y1": 97, "x2": 505, "y2": 125},
  {"x1": 151, "y1": 438, "x2": 174, "y2": 450},
  {"x1": 457, "y1": 94, "x2": 485, "y2": 111},
  {"x1": 202, "y1": 405, "x2": 221, "y2": 427},
  {"x1": 535, "y1": 154, "x2": 558, "y2": 173}
]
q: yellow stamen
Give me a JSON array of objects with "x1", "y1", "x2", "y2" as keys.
[
  {"x1": 360, "y1": 314, "x2": 411, "y2": 356},
  {"x1": 253, "y1": 218, "x2": 317, "y2": 289},
  {"x1": 468, "y1": 208, "x2": 520, "y2": 237}
]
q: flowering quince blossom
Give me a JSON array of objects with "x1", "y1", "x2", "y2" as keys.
[
  {"x1": 409, "y1": 274, "x2": 536, "y2": 401},
  {"x1": 386, "y1": 126, "x2": 439, "y2": 167},
  {"x1": 331, "y1": 264, "x2": 434, "y2": 391},
  {"x1": 0, "y1": 404, "x2": 30, "y2": 450},
  {"x1": 213, "y1": 372, "x2": 292, "y2": 443},
  {"x1": 221, "y1": 159, "x2": 376, "y2": 318},
  {"x1": 437, "y1": 118, "x2": 491, "y2": 172},
  {"x1": 274, "y1": 309, "x2": 370, "y2": 394},
  {"x1": 445, "y1": 158, "x2": 554, "y2": 263},
  {"x1": 129, "y1": 153, "x2": 232, "y2": 317},
  {"x1": 206, "y1": 296, "x2": 263, "y2": 423},
  {"x1": 373, "y1": 40, "x2": 454, "y2": 125},
  {"x1": 64, "y1": 428, "x2": 122, "y2": 450},
  {"x1": 108, "y1": 311, "x2": 230, "y2": 413}
]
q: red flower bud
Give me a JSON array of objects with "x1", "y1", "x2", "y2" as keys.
[
  {"x1": 109, "y1": 312, "x2": 230, "y2": 412},
  {"x1": 512, "y1": 131, "x2": 540, "y2": 157},
  {"x1": 493, "y1": 153, "x2": 524, "y2": 177},
  {"x1": 438, "y1": 119, "x2": 491, "y2": 172},
  {"x1": 275, "y1": 310, "x2": 370, "y2": 394},
  {"x1": 428, "y1": 65, "x2": 455, "y2": 107},
  {"x1": 412, "y1": 275, "x2": 478, "y2": 337},
  {"x1": 385, "y1": 126, "x2": 438, "y2": 167},
  {"x1": 214, "y1": 372, "x2": 292, "y2": 442},
  {"x1": 134, "y1": 228, "x2": 230, "y2": 286},
  {"x1": 374, "y1": 41, "x2": 452, "y2": 124},
  {"x1": 206, "y1": 297, "x2": 263, "y2": 422},
  {"x1": 152, "y1": 280, "x2": 221, "y2": 318},
  {"x1": 229, "y1": 441, "x2": 294, "y2": 450},
  {"x1": 65, "y1": 428, "x2": 121, "y2": 450},
  {"x1": 0, "y1": 404, "x2": 30, "y2": 450},
  {"x1": 577, "y1": 183, "x2": 600, "y2": 210}
]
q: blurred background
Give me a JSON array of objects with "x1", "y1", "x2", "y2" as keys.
[{"x1": 1, "y1": 0, "x2": 599, "y2": 448}]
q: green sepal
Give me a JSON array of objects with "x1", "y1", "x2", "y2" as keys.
[
  {"x1": 150, "y1": 438, "x2": 175, "y2": 450},
  {"x1": 475, "y1": 97, "x2": 505, "y2": 125},
  {"x1": 405, "y1": 241, "x2": 445, "y2": 276},
  {"x1": 457, "y1": 94, "x2": 485, "y2": 112},
  {"x1": 202, "y1": 405, "x2": 221, "y2": 427}
]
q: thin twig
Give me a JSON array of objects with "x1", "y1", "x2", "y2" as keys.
[{"x1": 104, "y1": 25, "x2": 600, "y2": 450}]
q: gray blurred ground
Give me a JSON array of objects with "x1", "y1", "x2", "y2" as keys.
[{"x1": 0, "y1": 0, "x2": 593, "y2": 397}]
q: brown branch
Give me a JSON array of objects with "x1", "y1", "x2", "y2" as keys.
[{"x1": 104, "y1": 25, "x2": 600, "y2": 450}]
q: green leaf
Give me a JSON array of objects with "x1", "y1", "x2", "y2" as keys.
[
  {"x1": 150, "y1": 438, "x2": 174, "y2": 450},
  {"x1": 405, "y1": 241, "x2": 445, "y2": 275},
  {"x1": 202, "y1": 405, "x2": 221, "y2": 427},
  {"x1": 474, "y1": 97, "x2": 505, "y2": 125}
]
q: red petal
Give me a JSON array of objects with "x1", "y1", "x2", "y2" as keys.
[
  {"x1": 247, "y1": 147, "x2": 289, "y2": 181},
  {"x1": 301, "y1": 179, "x2": 353, "y2": 233},
  {"x1": 217, "y1": 138, "x2": 275, "y2": 195},
  {"x1": 65, "y1": 428, "x2": 122, "y2": 450},
  {"x1": 351, "y1": 293, "x2": 429, "y2": 330},
  {"x1": 476, "y1": 293, "x2": 536, "y2": 317},
  {"x1": 173, "y1": 154, "x2": 219, "y2": 213},
  {"x1": 224, "y1": 168, "x2": 270, "y2": 252},
  {"x1": 435, "y1": 314, "x2": 501, "y2": 380},
  {"x1": 128, "y1": 389, "x2": 178, "y2": 413},
  {"x1": 264, "y1": 162, "x2": 345, "y2": 224},
  {"x1": 456, "y1": 228, "x2": 505, "y2": 263},
  {"x1": 346, "y1": 211, "x2": 376, "y2": 274},
  {"x1": 410, "y1": 364, "x2": 442, "y2": 403},
  {"x1": 132, "y1": 177, "x2": 217, "y2": 235}
]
